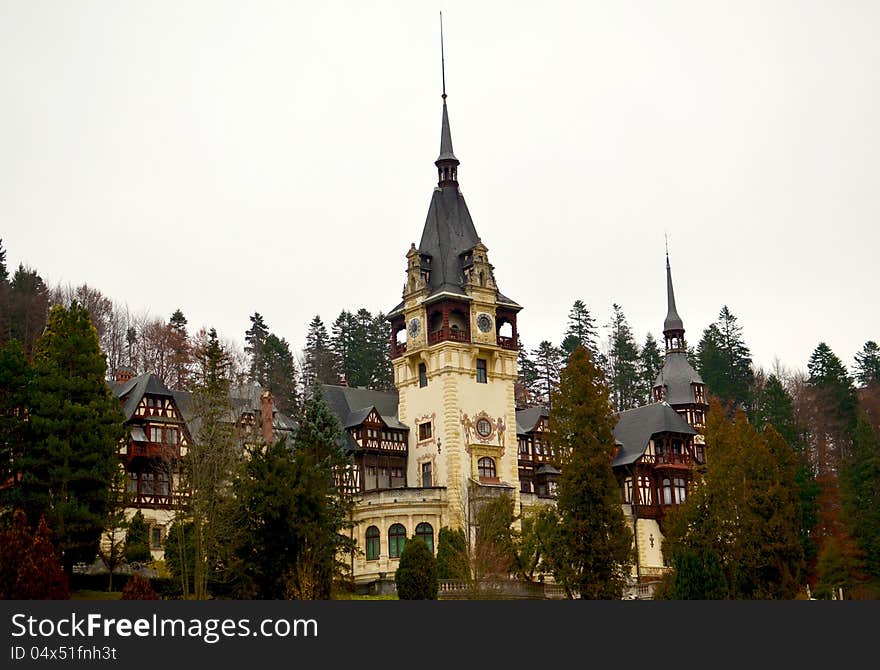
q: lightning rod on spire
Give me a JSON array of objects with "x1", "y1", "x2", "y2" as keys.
[{"x1": 440, "y1": 12, "x2": 447, "y2": 99}]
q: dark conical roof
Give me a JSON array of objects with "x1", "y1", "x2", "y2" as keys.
[
  {"x1": 664, "y1": 253, "x2": 684, "y2": 333},
  {"x1": 654, "y1": 352, "x2": 704, "y2": 406},
  {"x1": 436, "y1": 99, "x2": 458, "y2": 163},
  {"x1": 418, "y1": 187, "x2": 479, "y2": 299}
]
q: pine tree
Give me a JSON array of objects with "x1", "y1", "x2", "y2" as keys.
[
  {"x1": 0, "y1": 238, "x2": 8, "y2": 285},
  {"x1": 546, "y1": 346, "x2": 632, "y2": 599},
  {"x1": 532, "y1": 341, "x2": 564, "y2": 409},
  {"x1": 640, "y1": 333, "x2": 663, "y2": 404},
  {"x1": 369, "y1": 311, "x2": 393, "y2": 391},
  {"x1": 561, "y1": 299, "x2": 599, "y2": 358},
  {"x1": 167, "y1": 309, "x2": 191, "y2": 390},
  {"x1": 395, "y1": 536, "x2": 438, "y2": 600},
  {"x1": 244, "y1": 312, "x2": 270, "y2": 383},
  {"x1": 607, "y1": 303, "x2": 642, "y2": 411},
  {"x1": 696, "y1": 306, "x2": 754, "y2": 411},
  {"x1": 0, "y1": 240, "x2": 9, "y2": 347},
  {"x1": 303, "y1": 315, "x2": 337, "y2": 388},
  {"x1": 11, "y1": 302, "x2": 125, "y2": 573},
  {"x1": 854, "y1": 341, "x2": 880, "y2": 388},
  {"x1": 330, "y1": 310, "x2": 356, "y2": 385}
]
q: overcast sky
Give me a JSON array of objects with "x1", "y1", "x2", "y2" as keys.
[{"x1": 2, "y1": 1, "x2": 878, "y2": 377}]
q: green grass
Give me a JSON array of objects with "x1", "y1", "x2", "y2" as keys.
[{"x1": 71, "y1": 589, "x2": 123, "y2": 600}]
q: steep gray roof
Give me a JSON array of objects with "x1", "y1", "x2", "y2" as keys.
[
  {"x1": 654, "y1": 352, "x2": 704, "y2": 406},
  {"x1": 516, "y1": 406, "x2": 549, "y2": 435},
  {"x1": 321, "y1": 384, "x2": 407, "y2": 431},
  {"x1": 418, "y1": 186, "x2": 480, "y2": 300},
  {"x1": 437, "y1": 100, "x2": 457, "y2": 163},
  {"x1": 110, "y1": 373, "x2": 175, "y2": 421},
  {"x1": 171, "y1": 387, "x2": 297, "y2": 442},
  {"x1": 612, "y1": 402, "x2": 696, "y2": 467},
  {"x1": 664, "y1": 254, "x2": 684, "y2": 333}
]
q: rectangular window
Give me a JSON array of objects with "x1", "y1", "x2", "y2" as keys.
[
  {"x1": 421, "y1": 462, "x2": 433, "y2": 488},
  {"x1": 149, "y1": 426, "x2": 162, "y2": 443},
  {"x1": 418, "y1": 422, "x2": 432, "y2": 441},
  {"x1": 418, "y1": 363, "x2": 428, "y2": 388},
  {"x1": 476, "y1": 358, "x2": 487, "y2": 383},
  {"x1": 151, "y1": 527, "x2": 162, "y2": 549}
]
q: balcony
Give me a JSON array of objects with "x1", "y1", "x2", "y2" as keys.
[
  {"x1": 654, "y1": 453, "x2": 691, "y2": 469},
  {"x1": 427, "y1": 327, "x2": 471, "y2": 345},
  {"x1": 497, "y1": 335, "x2": 517, "y2": 351}
]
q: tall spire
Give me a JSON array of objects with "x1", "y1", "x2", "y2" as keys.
[
  {"x1": 435, "y1": 12, "x2": 459, "y2": 187},
  {"x1": 663, "y1": 250, "x2": 685, "y2": 353}
]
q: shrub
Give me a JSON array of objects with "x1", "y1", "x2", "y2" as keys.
[
  {"x1": 121, "y1": 573, "x2": 158, "y2": 600},
  {"x1": 395, "y1": 536, "x2": 438, "y2": 600}
]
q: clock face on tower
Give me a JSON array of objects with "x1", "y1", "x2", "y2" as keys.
[
  {"x1": 408, "y1": 318, "x2": 421, "y2": 339},
  {"x1": 476, "y1": 313, "x2": 493, "y2": 333}
]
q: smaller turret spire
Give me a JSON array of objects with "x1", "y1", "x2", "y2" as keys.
[{"x1": 663, "y1": 250, "x2": 685, "y2": 353}]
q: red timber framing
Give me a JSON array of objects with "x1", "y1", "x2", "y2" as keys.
[
  {"x1": 517, "y1": 416, "x2": 557, "y2": 497},
  {"x1": 120, "y1": 393, "x2": 189, "y2": 510},
  {"x1": 495, "y1": 307, "x2": 518, "y2": 351},
  {"x1": 346, "y1": 408, "x2": 409, "y2": 493}
]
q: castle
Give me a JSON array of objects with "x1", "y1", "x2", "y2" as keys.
[{"x1": 110, "y1": 87, "x2": 709, "y2": 596}]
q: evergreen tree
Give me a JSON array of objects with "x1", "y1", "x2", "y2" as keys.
[
  {"x1": 244, "y1": 312, "x2": 270, "y2": 383},
  {"x1": 6, "y1": 264, "x2": 49, "y2": 357},
  {"x1": 516, "y1": 337, "x2": 541, "y2": 408},
  {"x1": 546, "y1": 346, "x2": 632, "y2": 599},
  {"x1": 436, "y1": 526, "x2": 469, "y2": 581},
  {"x1": 395, "y1": 536, "x2": 438, "y2": 600},
  {"x1": 662, "y1": 399, "x2": 804, "y2": 598},
  {"x1": 167, "y1": 309, "x2": 191, "y2": 390},
  {"x1": 125, "y1": 510, "x2": 152, "y2": 565},
  {"x1": 164, "y1": 520, "x2": 195, "y2": 597},
  {"x1": 0, "y1": 240, "x2": 9, "y2": 347},
  {"x1": 0, "y1": 238, "x2": 7, "y2": 284},
  {"x1": 303, "y1": 315, "x2": 337, "y2": 388},
  {"x1": 607, "y1": 303, "x2": 642, "y2": 411},
  {"x1": 11, "y1": 302, "x2": 125, "y2": 572},
  {"x1": 261, "y1": 333, "x2": 298, "y2": 415},
  {"x1": 0, "y1": 340, "x2": 32, "y2": 494},
  {"x1": 561, "y1": 299, "x2": 599, "y2": 358},
  {"x1": 665, "y1": 548, "x2": 728, "y2": 600},
  {"x1": 807, "y1": 342, "x2": 858, "y2": 474},
  {"x1": 854, "y1": 341, "x2": 880, "y2": 388},
  {"x1": 473, "y1": 493, "x2": 519, "y2": 581},
  {"x1": 187, "y1": 327, "x2": 238, "y2": 599},
  {"x1": 640, "y1": 333, "x2": 663, "y2": 403},
  {"x1": 696, "y1": 306, "x2": 754, "y2": 411},
  {"x1": 330, "y1": 310, "x2": 356, "y2": 385},
  {"x1": 532, "y1": 341, "x2": 564, "y2": 409},
  {"x1": 750, "y1": 373, "x2": 819, "y2": 566},
  {"x1": 840, "y1": 412, "x2": 880, "y2": 583},
  {"x1": 368, "y1": 311, "x2": 393, "y2": 391},
  {"x1": 98, "y1": 466, "x2": 132, "y2": 590}
]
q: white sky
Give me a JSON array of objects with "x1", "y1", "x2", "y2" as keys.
[{"x1": 2, "y1": 1, "x2": 878, "y2": 376}]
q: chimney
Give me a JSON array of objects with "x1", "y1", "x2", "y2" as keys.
[
  {"x1": 114, "y1": 367, "x2": 135, "y2": 384},
  {"x1": 260, "y1": 390, "x2": 274, "y2": 444}
]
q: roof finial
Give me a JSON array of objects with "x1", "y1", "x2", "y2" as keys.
[
  {"x1": 665, "y1": 231, "x2": 669, "y2": 265},
  {"x1": 440, "y1": 12, "x2": 447, "y2": 100}
]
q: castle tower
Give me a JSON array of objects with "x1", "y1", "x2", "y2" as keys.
[
  {"x1": 653, "y1": 252, "x2": 709, "y2": 437},
  {"x1": 388, "y1": 92, "x2": 522, "y2": 533}
]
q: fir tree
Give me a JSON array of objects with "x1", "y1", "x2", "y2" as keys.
[
  {"x1": 330, "y1": 310, "x2": 356, "y2": 385},
  {"x1": 244, "y1": 312, "x2": 270, "y2": 383},
  {"x1": 164, "y1": 520, "x2": 195, "y2": 597},
  {"x1": 607, "y1": 303, "x2": 642, "y2": 411},
  {"x1": 516, "y1": 337, "x2": 541, "y2": 408},
  {"x1": 854, "y1": 341, "x2": 880, "y2": 388},
  {"x1": 640, "y1": 333, "x2": 663, "y2": 404},
  {"x1": 6, "y1": 264, "x2": 49, "y2": 357},
  {"x1": 436, "y1": 526, "x2": 469, "y2": 580},
  {"x1": 532, "y1": 341, "x2": 564, "y2": 409},
  {"x1": 561, "y1": 299, "x2": 599, "y2": 358},
  {"x1": 167, "y1": 309, "x2": 191, "y2": 390},
  {"x1": 546, "y1": 345, "x2": 632, "y2": 599},
  {"x1": 12, "y1": 302, "x2": 125, "y2": 572},
  {"x1": 303, "y1": 315, "x2": 337, "y2": 388},
  {"x1": 395, "y1": 536, "x2": 438, "y2": 600},
  {"x1": 696, "y1": 306, "x2": 754, "y2": 411},
  {"x1": 368, "y1": 311, "x2": 393, "y2": 391},
  {"x1": 0, "y1": 238, "x2": 7, "y2": 284}
]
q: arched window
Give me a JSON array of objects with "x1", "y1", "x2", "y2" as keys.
[
  {"x1": 415, "y1": 522, "x2": 434, "y2": 554},
  {"x1": 388, "y1": 523, "x2": 406, "y2": 558},
  {"x1": 365, "y1": 526, "x2": 380, "y2": 561},
  {"x1": 478, "y1": 457, "x2": 496, "y2": 479}
]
